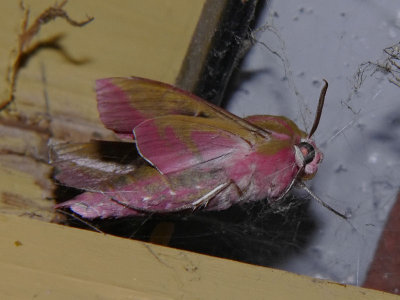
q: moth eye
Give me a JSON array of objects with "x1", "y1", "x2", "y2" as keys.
[{"x1": 298, "y1": 142, "x2": 315, "y2": 165}]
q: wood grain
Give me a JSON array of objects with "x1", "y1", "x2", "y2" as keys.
[{"x1": 0, "y1": 214, "x2": 397, "y2": 299}]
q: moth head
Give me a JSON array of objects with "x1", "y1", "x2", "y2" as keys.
[
  {"x1": 294, "y1": 79, "x2": 327, "y2": 180},
  {"x1": 294, "y1": 138, "x2": 323, "y2": 179}
]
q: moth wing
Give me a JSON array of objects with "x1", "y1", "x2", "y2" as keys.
[
  {"x1": 51, "y1": 141, "x2": 239, "y2": 219},
  {"x1": 133, "y1": 115, "x2": 253, "y2": 175},
  {"x1": 96, "y1": 76, "x2": 267, "y2": 138},
  {"x1": 244, "y1": 115, "x2": 306, "y2": 138},
  {"x1": 57, "y1": 163, "x2": 236, "y2": 219},
  {"x1": 50, "y1": 141, "x2": 139, "y2": 191}
]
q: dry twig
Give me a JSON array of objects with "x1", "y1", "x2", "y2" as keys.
[{"x1": 0, "y1": 0, "x2": 93, "y2": 111}]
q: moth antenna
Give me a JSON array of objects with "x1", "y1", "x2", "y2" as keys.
[
  {"x1": 308, "y1": 79, "x2": 328, "y2": 138},
  {"x1": 297, "y1": 181, "x2": 348, "y2": 219}
]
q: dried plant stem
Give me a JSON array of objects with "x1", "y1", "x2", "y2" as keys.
[{"x1": 0, "y1": 0, "x2": 93, "y2": 111}]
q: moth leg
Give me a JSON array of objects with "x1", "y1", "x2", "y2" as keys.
[
  {"x1": 274, "y1": 167, "x2": 303, "y2": 202},
  {"x1": 232, "y1": 180, "x2": 246, "y2": 198},
  {"x1": 190, "y1": 182, "x2": 231, "y2": 211}
]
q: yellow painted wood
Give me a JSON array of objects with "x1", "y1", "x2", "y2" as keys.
[
  {"x1": 0, "y1": 213, "x2": 397, "y2": 300},
  {"x1": 0, "y1": 0, "x2": 206, "y2": 126}
]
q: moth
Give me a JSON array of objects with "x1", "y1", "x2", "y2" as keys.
[{"x1": 52, "y1": 77, "x2": 346, "y2": 219}]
